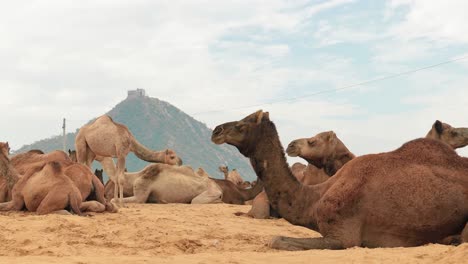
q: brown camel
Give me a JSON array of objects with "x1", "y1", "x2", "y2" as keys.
[
  {"x1": 212, "y1": 110, "x2": 468, "y2": 250},
  {"x1": 94, "y1": 169, "x2": 104, "y2": 184},
  {"x1": 75, "y1": 115, "x2": 183, "y2": 206},
  {"x1": 10, "y1": 149, "x2": 115, "y2": 213},
  {"x1": 0, "y1": 142, "x2": 16, "y2": 202},
  {"x1": 425, "y1": 120, "x2": 468, "y2": 149},
  {"x1": 196, "y1": 167, "x2": 261, "y2": 204},
  {"x1": 0, "y1": 143, "x2": 83, "y2": 215}
]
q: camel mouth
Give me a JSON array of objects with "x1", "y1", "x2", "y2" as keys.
[
  {"x1": 286, "y1": 144, "x2": 300, "y2": 157},
  {"x1": 211, "y1": 135, "x2": 225, "y2": 145}
]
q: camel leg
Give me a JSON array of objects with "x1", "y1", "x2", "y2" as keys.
[
  {"x1": 462, "y1": 223, "x2": 468, "y2": 243},
  {"x1": 115, "y1": 156, "x2": 126, "y2": 207},
  {"x1": 269, "y1": 236, "x2": 343, "y2": 250},
  {"x1": 115, "y1": 181, "x2": 151, "y2": 204},
  {"x1": 80, "y1": 201, "x2": 106, "y2": 213},
  {"x1": 36, "y1": 191, "x2": 69, "y2": 215}
]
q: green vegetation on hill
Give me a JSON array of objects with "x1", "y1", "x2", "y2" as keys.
[{"x1": 15, "y1": 95, "x2": 256, "y2": 181}]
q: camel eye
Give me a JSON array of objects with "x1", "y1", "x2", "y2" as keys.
[
  {"x1": 451, "y1": 131, "x2": 459, "y2": 136},
  {"x1": 308, "y1": 140, "x2": 316, "y2": 146}
]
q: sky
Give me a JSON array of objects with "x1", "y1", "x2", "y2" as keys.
[{"x1": 1, "y1": 0, "x2": 468, "y2": 163}]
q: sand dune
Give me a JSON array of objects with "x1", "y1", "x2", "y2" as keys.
[{"x1": 0, "y1": 204, "x2": 466, "y2": 263}]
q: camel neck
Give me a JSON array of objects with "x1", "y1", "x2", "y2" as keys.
[
  {"x1": 238, "y1": 179, "x2": 264, "y2": 201},
  {"x1": 305, "y1": 143, "x2": 355, "y2": 176},
  {"x1": 0, "y1": 154, "x2": 20, "y2": 190},
  {"x1": 130, "y1": 138, "x2": 167, "y2": 163},
  {"x1": 247, "y1": 122, "x2": 319, "y2": 228}
]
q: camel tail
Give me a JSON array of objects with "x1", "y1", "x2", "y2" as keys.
[
  {"x1": 69, "y1": 192, "x2": 83, "y2": 216},
  {"x1": 130, "y1": 137, "x2": 161, "y2": 163}
]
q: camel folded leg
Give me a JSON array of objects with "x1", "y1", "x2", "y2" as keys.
[
  {"x1": 191, "y1": 190, "x2": 223, "y2": 204},
  {"x1": 269, "y1": 236, "x2": 343, "y2": 250},
  {"x1": 441, "y1": 222, "x2": 468, "y2": 245},
  {"x1": 80, "y1": 201, "x2": 106, "y2": 213}
]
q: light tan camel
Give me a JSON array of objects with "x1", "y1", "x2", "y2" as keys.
[
  {"x1": 75, "y1": 115, "x2": 183, "y2": 206},
  {"x1": 212, "y1": 110, "x2": 468, "y2": 250},
  {"x1": 103, "y1": 164, "x2": 222, "y2": 204},
  {"x1": 219, "y1": 166, "x2": 246, "y2": 187},
  {"x1": 0, "y1": 142, "x2": 83, "y2": 215},
  {"x1": 10, "y1": 149, "x2": 115, "y2": 213},
  {"x1": 425, "y1": 120, "x2": 468, "y2": 149}
]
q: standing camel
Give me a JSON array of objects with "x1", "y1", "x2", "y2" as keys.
[
  {"x1": 212, "y1": 110, "x2": 468, "y2": 250},
  {"x1": 75, "y1": 115, "x2": 182, "y2": 206}
]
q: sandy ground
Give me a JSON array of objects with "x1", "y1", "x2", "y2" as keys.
[{"x1": 0, "y1": 204, "x2": 466, "y2": 264}]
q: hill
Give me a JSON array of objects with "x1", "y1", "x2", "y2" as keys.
[{"x1": 14, "y1": 93, "x2": 256, "y2": 181}]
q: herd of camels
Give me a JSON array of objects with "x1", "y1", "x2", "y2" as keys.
[{"x1": 0, "y1": 111, "x2": 467, "y2": 251}]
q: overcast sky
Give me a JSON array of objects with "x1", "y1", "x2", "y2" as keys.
[{"x1": 1, "y1": 0, "x2": 468, "y2": 162}]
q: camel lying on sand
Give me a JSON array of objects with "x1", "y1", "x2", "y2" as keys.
[
  {"x1": 0, "y1": 142, "x2": 84, "y2": 215},
  {"x1": 212, "y1": 110, "x2": 468, "y2": 250},
  {"x1": 104, "y1": 164, "x2": 222, "y2": 204},
  {"x1": 246, "y1": 131, "x2": 355, "y2": 219},
  {"x1": 75, "y1": 115, "x2": 183, "y2": 206},
  {"x1": 426, "y1": 120, "x2": 468, "y2": 149},
  {"x1": 8, "y1": 149, "x2": 115, "y2": 213},
  {"x1": 219, "y1": 166, "x2": 248, "y2": 187},
  {"x1": 287, "y1": 131, "x2": 355, "y2": 177}
]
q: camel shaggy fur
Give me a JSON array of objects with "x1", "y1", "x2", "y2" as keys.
[
  {"x1": 212, "y1": 110, "x2": 468, "y2": 250},
  {"x1": 75, "y1": 115, "x2": 182, "y2": 206}
]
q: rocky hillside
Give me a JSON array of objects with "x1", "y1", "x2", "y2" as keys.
[{"x1": 15, "y1": 94, "x2": 256, "y2": 181}]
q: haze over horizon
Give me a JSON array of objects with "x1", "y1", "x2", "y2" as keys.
[{"x1": 1, "y1": 0, "x2": 468, "y2": 159}]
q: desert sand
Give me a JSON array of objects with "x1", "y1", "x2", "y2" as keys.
[{"x1": 0, "y1": 203, "x2": 466, "y2": 264}]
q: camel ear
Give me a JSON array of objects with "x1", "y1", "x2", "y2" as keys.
[
  {"x1": 255, "y1": 110, "x2": 264, "y2": 124},
  {"x1": 263, "y1": 112, "x2": 270, "y2": 121},
  {"x1": 326, "y1": 131, "x2": 336, "y2": 141},
  {"x1": 434, "y1": 120, "x2": 444, "y2": 134}
]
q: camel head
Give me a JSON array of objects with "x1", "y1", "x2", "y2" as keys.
[
  {"x1": 68, "y1": 149, "x2": 77, "y2": 162},
  {"x1": 218, "y1": 165, "x2": 228, "y2": 174},
  {"x1": 164, "y1": 149, "x2": 183, "y2": 166},
  {"x1": 426, "y1": 120, "x2": 468, "y2": 149},
  {"x1": 286, "y1": 131, "x2": 339, "y2": 161},
  {"x1": 0, "y1": 142, "x2": 10, "y2": 158},
  {"x1": 211, "y1": 110, "x2": 270, "y2": 154}
]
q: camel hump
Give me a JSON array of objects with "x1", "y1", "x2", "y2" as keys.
[
  {"x1": 28, "y1": 149, "x2": 44, "y2": 154},
  {"x1": 46, "y1": 161, "x2": 63, "y2": 174}
]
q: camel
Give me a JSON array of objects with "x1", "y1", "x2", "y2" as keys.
[
  {"x1": 212, "y1": 110, "x2": 468, "y2": 250},
  {"x1": 0, "y1": 142, "x2": 16, "y2": 202},
  {"x1": 0, "y1": 142, "x2": 83, "y2": 215},
  {"x1": 10, "y1": 149, "x2": 115, "y2": 213},
  {"x1": 94, "y1": 169, "x2": 104, "y2": 184},
  {"x1": 247, "y1": 132, "x2": 355, "y2": 219},
  {"x1": 75, "y1": 115, "x2": 183, "y2": 206},
  {"x1": 104, "y1": 164, "x2": 222, "y2": 204},
  {"x1": 425, "y1": 120, "x2": 468, "y2": 149},
  {"x1": 218, "y1": 166, "x2": 246, "y2": 187},
  {"x1": 287, "y1": 131, "x2": 355, "y2": 176}
]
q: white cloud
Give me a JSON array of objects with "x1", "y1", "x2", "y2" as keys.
[{"x1": 387, "y1": 0, "x2": 468, "y2": 44}]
